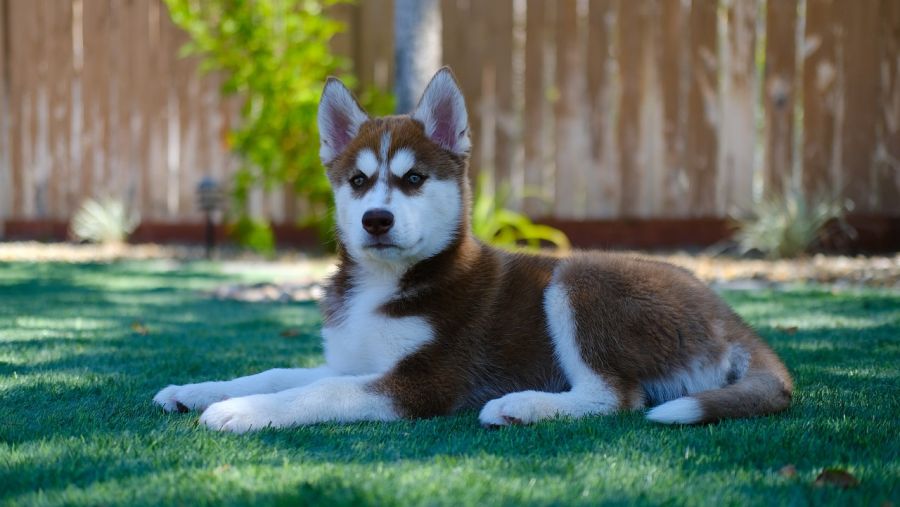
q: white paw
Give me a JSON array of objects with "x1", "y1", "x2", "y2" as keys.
[
  {"x1": 153, "y1": 382, "x2": 230, "y2": 412},
  {"x1": 478, "y1": 391, "x2": 560, "y2": 427},
  {"x1": 199, "y1": 395, "x2": 282, "y2": 433}
]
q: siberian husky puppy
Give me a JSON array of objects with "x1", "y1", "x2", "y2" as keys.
[{"x1": 154, "y1": 68, "x2": 792, "y2": 433}]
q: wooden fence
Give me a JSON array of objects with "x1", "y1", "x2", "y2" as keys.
[{"x1": 1, "y1": 0, "x2": 898, "y2": 236}]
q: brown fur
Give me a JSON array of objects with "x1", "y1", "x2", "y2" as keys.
[{"x1": 321, "y1": 71, "x2": 792, "y2": 425}]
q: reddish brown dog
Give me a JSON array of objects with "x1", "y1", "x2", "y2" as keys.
[{"x1": 154, "y1": 68, "x2": 792, "y2": 433}]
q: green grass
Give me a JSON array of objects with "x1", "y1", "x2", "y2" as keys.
[{"x1": 1, "y1": 261, "x2": 897, "y2": 506}]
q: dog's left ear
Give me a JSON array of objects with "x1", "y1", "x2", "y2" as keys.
[
  {"x1": 412, "y1": 67, "x2": 471, "y2": 155},
  {"x1": 318, "y1": 77, "x2": 370, "y2": 165}
]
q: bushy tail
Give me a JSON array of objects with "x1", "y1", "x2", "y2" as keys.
[{"x1": 646, "y1": 348, "x2": 793, "y2": 425}]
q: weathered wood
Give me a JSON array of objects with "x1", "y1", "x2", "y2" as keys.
[
  {"x1": 836, "y1": 0, "x2": 880, "y2": 212},
  {"x1": 658, "y1": 0, "x2": 688, "y2": 216},
  {"x1": 764, "y1": 0, "x2": 798, "y2": 196},
  {"x1": 357, "y1": 0, "x2": 394, "y2": 92},
  {"x1": 463, "y1": 0, "x2": 486, "y2": 180},
  {"x1": 686, "y1": 0, "x2": 719, "y2": 216},
  {"x1": 616, "y1": 0, "x2": 649, "y2": 217},
  {"x1": 0, "y1": 0, "x2": 8, "y2": 227},
  {"x1": 719, "y1": 0, "x2": 757, "y2": 216},
  {"x1": 3, "y1": 0, "x2": 900, "y2": 232},
  {"x1": 586, "y1": 0, "x2": 616, "y2": 218},
  {"x1": 878, "y1": 0, "x2": 900, "y2": 214},
  {"x1": 554, "y1": 0, "x2": 585, "y2": 218},
  {"x1": 487, "y1": 0, "x2": 514, "y2": 202},
  {"x1": 802, "y1": 0, "x2": 837, "y2": 197},
  {"x1": 522, "y1": 0, "x2": 547, "y2": 216}
]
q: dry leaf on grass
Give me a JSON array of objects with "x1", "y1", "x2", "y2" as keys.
[
  {"x1": 130, "y1": 321, "x2": 149, "y2": 335},
  {"x1": 778, "y1": 464, "x2": 797, "y2": 478},
  {"x1": 814, "y1": 468, "x2": 859, "y2": 488},
  {"x1": 776, "y1": 325, "x2": 799, "y2": 335},
  {"x1": 280, "y1": 328, "x2": 300, "y2": 338}
]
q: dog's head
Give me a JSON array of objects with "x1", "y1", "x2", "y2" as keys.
[{"x1": 317, "y1": 68, "x2": 471, "y2": 268}]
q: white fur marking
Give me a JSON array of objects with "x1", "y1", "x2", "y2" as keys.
[
  {"x1": 379, "y1": 131, "x2": 391, "y2": 165},
  {"x1": 356, "y1": 149, "x2": 379, "y2": 177},
  {"x1": 646, "y1": 397, "x2": 703, "y2": 424},
  {"x1": 322, "y1": 268, "x2": 434, "y2": 375},
  {"x1": 389, "y1": 148, "x2": 416, "y2": 177},
  {"x1": 641, "y1": 344, "x2": 747, "y2": 405},
  {"x1": 153, "y1": 366, "x2": 333, "y2": 412},
  {"x1": 200, "y1": 374, "x2": 398, "y2": 433},
  {"x1": 478, "y1": 281, "x2": 617, "y2": 426}
]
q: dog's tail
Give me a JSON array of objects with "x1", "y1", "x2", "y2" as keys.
[{"x1": 646, "y1": 344, "x2": 793, "y2": 424}]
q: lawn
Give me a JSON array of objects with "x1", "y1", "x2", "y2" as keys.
[{"x1": 1, "y1": 260, "x2": 897, "y2": 506}]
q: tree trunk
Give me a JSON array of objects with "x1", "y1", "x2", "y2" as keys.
[{"x1": 394, "y1": 0, "x2": 441, "y2": 113}]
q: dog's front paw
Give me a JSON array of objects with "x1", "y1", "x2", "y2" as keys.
[
  {"x1": 153, "y1": 382, "x2": 230, "y2": 413},
  {"x1": 199, "y1": 395, "x2": 281, "y2": 433},
  {"x1": 478, "y1": 391, "x2": 556, "y2": 427}
]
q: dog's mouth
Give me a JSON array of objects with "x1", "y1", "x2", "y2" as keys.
[{"x1": 364, "y1": 241, "x2": 400, "y2": 250}]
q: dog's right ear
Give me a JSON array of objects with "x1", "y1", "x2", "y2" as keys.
[{"x1": 318, "y1": 78, "x2": 369, "y2": 165}]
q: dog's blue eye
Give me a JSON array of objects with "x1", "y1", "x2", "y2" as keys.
[
  {"x1": 405, "y1": 172, "x2": 425, "y2": 185},
  {"x1": 350, "y1": 174, "x2": 367, "y2": 188}
]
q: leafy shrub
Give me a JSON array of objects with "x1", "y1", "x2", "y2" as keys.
[
  {"x1": 472, "y1": 175, "x2": 570, "y2": 251},
  {"x1": 70, "y1": 198, "x2": 141, "y2": 245},
  {"x1": 734, "y1": 183, "x2": 851, "y2": 258},
  {"x1": 165, "y1": 0, "x2": 393, "y2": 249}
]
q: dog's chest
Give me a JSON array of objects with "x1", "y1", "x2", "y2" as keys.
[{"x1": 322, "y1": 275, "x2": 433, "y2": 375}]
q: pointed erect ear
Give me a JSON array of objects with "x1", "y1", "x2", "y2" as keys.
[
  {"x1": 318, "y1": 77, "x2": 369, "y2": 164},
  {"x1": 412, "y1": 67, "x2": 471, "y2": 155}
]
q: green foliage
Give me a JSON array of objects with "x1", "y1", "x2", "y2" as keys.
[
  {"x1": 229, "y1": 215, "x2": 276, "y2": 255},
  {"x1": 472, "y1": 175, "x2": 570, "y2": 251},
  {"x1": 164, "y1": 0, "x2": 393, "y2": 250},
  {"x1": 69, "y1": 198, "x2": 140, "y2": 245},
  {"x1": 735, "y1": 183, "x2": 851, "y2": 258}
]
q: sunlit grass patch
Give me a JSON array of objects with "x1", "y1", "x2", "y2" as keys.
[{"x1": 0, "y1": 261, "x2": 897, "y2": 506}]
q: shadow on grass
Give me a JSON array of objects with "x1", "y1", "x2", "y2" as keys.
[{"x1": 1, "y1": 263, "x2": 897, "y2": 505}]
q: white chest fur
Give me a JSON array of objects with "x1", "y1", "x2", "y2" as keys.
[{"x1": 322, "y1": 270, "x2": 433, "y2": 375}]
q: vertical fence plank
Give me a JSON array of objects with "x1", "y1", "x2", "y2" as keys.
[
  {"x1": 586, "y1": 0, "x2": 617, "y2": 218},
  {"x1": 146, "y1": 0, "x2": 168, "y2": 220},
  {"x1": 522, "y1": 0, "x2": 547, "y2": 215},
  {"x1": 878, "y1": 0, "x2": 900, "y2": 214},
  {"x1": 357, "y1": 0, "x2": 394, "y2": 93},
  {"x1": 45, "y1": 1, "x2": 73, "y2": 219},
  {"x1": 616, "y1": 0, "x2": 648, "y2": 217},
  {"x1": 836, "y1": 0, "x2": 880, "y2": 212},
  {"x1": 81, "y1": 0, "x2": 108, "y2": 207},
  {"x1": 802, "y1": 0, "x2": 837, "y2": 197},
  {"x1": 488, "y1": 0, "x2": 514, "y2": 199},
  {"x1": 764, "y1": 0, "x2": 797, "y2": 195},
  {"x1": 686, "y1": 0, "x2": 719, "y2": 216},
  {"x1": 0, "y1": 0, "x2": 10, "y2": 228},
  {"x1": 465, "y1": 0, "x2": 486, "y2": 181},
  {"x1": 659, "y1": 0, "x2": 689, "y2": 216},
  {"x1": 720, "y1": 0, "x2": 757, "y2": 215},
  {"x1": 554, "y1": 0, "x2": 585, "y2": 218}
]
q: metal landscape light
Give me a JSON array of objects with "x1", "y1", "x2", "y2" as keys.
[{"x1": 196, "y1": 177, "x2": 224, "y2": 259}]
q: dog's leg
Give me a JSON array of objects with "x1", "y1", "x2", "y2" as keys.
[
  {"x1": 154, "y1": 366, "x2": 333, "y2": 413},
  {"x1": 479, "y1": 281, "x2": 622, "y2": 426},
  {"x1": 199, "y1": 374, "x2": 398, "y2": 432}
]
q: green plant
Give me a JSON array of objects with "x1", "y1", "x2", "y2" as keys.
[
  {"x1": 165, "y1": 0, "x2": 393, "y2": 250},
  {"x1": 69, "y1": 198, "x2": 140, "y2": 245},
  {"x1": 472, "y1": 175, "x2": 570, "y2": 251},
  {"x1": 734, "y1": 183, "x2": 851, "y2": 258}
]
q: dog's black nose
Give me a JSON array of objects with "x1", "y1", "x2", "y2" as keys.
[{"x1": 362, "y1": 209, "x2": 394, "y2": 236}]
